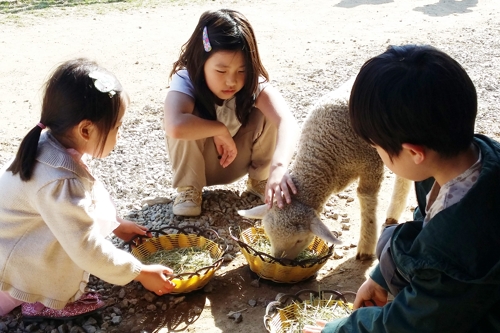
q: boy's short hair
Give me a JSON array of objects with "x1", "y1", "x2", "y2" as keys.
[{"x1": 349, "y1": 44, "x2": 477, "y2": 158}]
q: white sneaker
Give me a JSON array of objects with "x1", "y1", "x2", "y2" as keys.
[{"x1": 173, "y1": 186, "x2": 202, "y2": 216}]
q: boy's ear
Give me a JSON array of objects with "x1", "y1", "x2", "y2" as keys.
[
  {"x1": 76, "y1": 119, "x2": 94, "y2": 141},
  {"x1": 402, "y1": 143, "x2": 426, "y2": 164}
]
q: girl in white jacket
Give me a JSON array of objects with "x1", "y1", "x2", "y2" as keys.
[{"x1": 0, "y1": 58, "x2": 175, "y2": 320}]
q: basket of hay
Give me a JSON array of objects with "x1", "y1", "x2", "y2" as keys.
[
  {"x1": 264, "y1": 289, "x2": 355, "y2": 333},
  {"x1": 229, "y1": 226, "x2": 334, "y2": 283},
  {"x1": 127, "y1": 226, "x2": 227, "y2": 294}
]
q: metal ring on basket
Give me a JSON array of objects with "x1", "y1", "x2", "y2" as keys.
[
  {"x1": 263, "y1": 289, "x2": 357, "y2": 333},
  {"x1": 125, "y1": 225, "x2": 228, "y2": 294}
]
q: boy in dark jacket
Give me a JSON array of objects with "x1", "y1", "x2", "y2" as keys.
[{"x1": 305, "y1": 45, "x2": 500, "y2": 333}]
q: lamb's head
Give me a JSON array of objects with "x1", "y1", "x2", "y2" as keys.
[{"x1": 238, "y1": 202, "x2": 342, "y2": 260}]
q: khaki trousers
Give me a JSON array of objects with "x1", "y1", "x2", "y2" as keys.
[{"x1": 166, "y1": 108, "x2": 277, "y2": 191}]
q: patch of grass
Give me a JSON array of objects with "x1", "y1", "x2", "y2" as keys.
[
  {"x1": 140, "y1": 246, "x2": 216, "y2": 275},
  {"x1": 282, "y1": 298, "x2": 352, "y2": 332},
  {"x1": 252, "y1": 234, "x2": 319, "y2": 261}
]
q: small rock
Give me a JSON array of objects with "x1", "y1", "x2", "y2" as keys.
[
  {"x1": 143, "y1": 292, "x2": 156, "y2": 303},
  {"x1": 250, "y1": 279, "x2": 260, "y2": 288},
  {"x1": 173, "y1": 296, "x2": 185, "y2": 305},
  {"x1": 84, "y1": 317, "x2": 98, "y2": 326},
  {"x1": 111, "y1": 316, "x2": 122, "y2": 325},
  {"x1": 203, "y1": 282, "x2": 214, "y2": 293},
  {"x1": 141, "y1": 197, "x2": 172, "y2": 205},
  {"x1": 58, "y1": 323, "x2": 69, "y2": 333},
  {"x1": 82, "y1": 324, "x2": 97, "y2": 333},
  {"x1": 333, "y1": 249, "x2": 344, "y2": 259},
  {"x1": 233, "y1": 312, "x2": 243, "y2": 323}
]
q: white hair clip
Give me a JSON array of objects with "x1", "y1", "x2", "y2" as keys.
[{"x1": 89, "y1": 71, "x2": 121, "y2": 98}]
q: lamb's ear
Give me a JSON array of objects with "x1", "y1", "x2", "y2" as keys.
[
  {"x1": 310, "y1": 217, "x2": 342, "y2": 245},
  {"x1": 237, "y1": 204, "x2": 269, "y2": 219}
]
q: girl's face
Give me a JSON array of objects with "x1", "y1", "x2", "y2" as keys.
[
  {"x1": 88, "y1": 98, "x2": 127, "y2": 158},
  {"x1": 204, "y1": 50, "x2": 246, "y2": 101}
]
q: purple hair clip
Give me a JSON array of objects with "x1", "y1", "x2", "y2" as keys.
[{"x1": 202, "y1": 26, "x2": 212, "y2": 52}]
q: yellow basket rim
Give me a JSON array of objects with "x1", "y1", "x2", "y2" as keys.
[
  {"x1": 229, "y1": 226, "x2": 334, "y2": 268},
  {"x1": 132, "y1": 233, "x2": 225, "y2": 279}
]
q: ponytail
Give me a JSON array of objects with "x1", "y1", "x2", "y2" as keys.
[{"x1": 7, "y1": 123, "x2": 45, "y2": 181}]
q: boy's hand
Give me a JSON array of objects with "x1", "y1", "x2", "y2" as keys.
[
  {"x1": 353, "y1": 277, "x2": 388, "y2": 309},
  {"x1": 114, "y1": 219, "x2": 147, "y2": 242},
  {"x1": 135, "y1": 264, "x2": 176, "y2": 296}
]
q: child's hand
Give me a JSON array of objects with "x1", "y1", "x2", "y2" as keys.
[
  {"x1": 114, "y1": 218, "x2": 148, "y2": 242},
  {"x1": 134, "y1": 264, "x2": 176, "y2": 296},
  {"x1": 266, "y1": 168, "x2": 297, "y2": 209},
  {"x1": 213, "y1": 134, "x2": 237, "y2": 168},
  {"x1": 353, "y1": 277, "x2": 388, "y2": 309},
  {"x1": 303, "y1": 319, "x2": 327, "y2": 332}
]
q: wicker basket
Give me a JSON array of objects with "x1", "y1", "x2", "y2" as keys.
[
  {"x1": 127, "y1": 226, "x2": 227, "y2": 294},
  {"x1": 229, "y1": 226, "x2": 334, "y2": 283},
  {"x1": 264, "y1": 289, "x2": 356, "y2": 333}
]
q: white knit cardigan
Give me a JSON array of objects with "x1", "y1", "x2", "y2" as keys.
[{"x1": 0, "y1": 132, "x2": 142, "y2": 309}]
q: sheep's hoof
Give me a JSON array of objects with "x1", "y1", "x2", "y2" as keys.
[
  {"x1": 356, "y1": 252, "x2": 375, "y2": 261},
  {"x1": 384, "y1": 217, "x2": 399, "y2": 225}
]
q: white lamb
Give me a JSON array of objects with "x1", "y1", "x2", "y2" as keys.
[{"x1": 238, "y1": 78, "x2": 412, "y2": 260}]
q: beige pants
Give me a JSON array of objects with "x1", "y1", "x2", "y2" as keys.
[{"x1": 166, "y1": 108, "x2": 277, "y2": 191}]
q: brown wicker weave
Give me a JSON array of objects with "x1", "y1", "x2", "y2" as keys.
[{"x1": 230, "y1": 226, "x2": 334, "y2": 283}]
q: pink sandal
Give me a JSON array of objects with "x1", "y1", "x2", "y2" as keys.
[{"x1": 22, "y1": 292, "x2": 106, "y2": 321}]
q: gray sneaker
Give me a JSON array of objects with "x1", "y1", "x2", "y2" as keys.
[{"x1": 173, "y1": 186, "x2": 202, "y2": 216}]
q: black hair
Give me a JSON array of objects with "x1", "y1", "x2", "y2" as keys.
[
  {"x1": 7, "y1": 58, "x2": 125, "y2": 181},
  {"x1": 349, "y1": 44, "x2": 477, "y2": 158},
  {"x1": 170, "y1": 9, "x2": 269, "y2": 126}
]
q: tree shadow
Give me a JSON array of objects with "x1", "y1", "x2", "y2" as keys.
[
  {"x1": 0, "y1": 0, "x2": 126, "y2": 15},
  {"x1": 335, "y1": 0, "x2": 393, "y2": 9},
  {"x1": 315, "y1": 256, "x2": 375, "y2": 294},
  {"x1": 413, "y1": 0, "x2": 478, "y2": 17},
  {"x1": 202, "y1": 261, "x2": 327, "y2": 332},
  {"x1": 104, "y1": 288, "x2": 208, "y2": 333}
]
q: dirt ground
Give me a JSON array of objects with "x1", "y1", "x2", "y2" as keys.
[{"x1": 1, "y1": 0, "x2": 500, "y2": 332}]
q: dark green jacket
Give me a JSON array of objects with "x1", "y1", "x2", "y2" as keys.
[{"x1": 323, "y1": 135, "x2": 500, "y2": 333}]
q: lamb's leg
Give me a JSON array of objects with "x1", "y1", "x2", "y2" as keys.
[
  {"x1": 355, "y1": 173, "x2": 383, "y2": 260},
  {"x1": 384, "y1": 176, "x2": 412, "y2": 226}
]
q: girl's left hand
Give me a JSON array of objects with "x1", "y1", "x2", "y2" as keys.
[
  {"x1": 213, "y1": 132, "x2": 237, "y2": 168},
  {"x1": 114, "y1": 219, "x2": 148, "y2": 242},
  {"x1": 266, "y1": 167, "x2": 297, "y2": 208},
  {"x1": 303, "y1": 319, "x2": 327, "y2": 333}
]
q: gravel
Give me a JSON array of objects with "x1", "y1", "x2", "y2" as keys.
[{"x1": 1, "y1": 19, "x2": 499, "y2": 333}]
